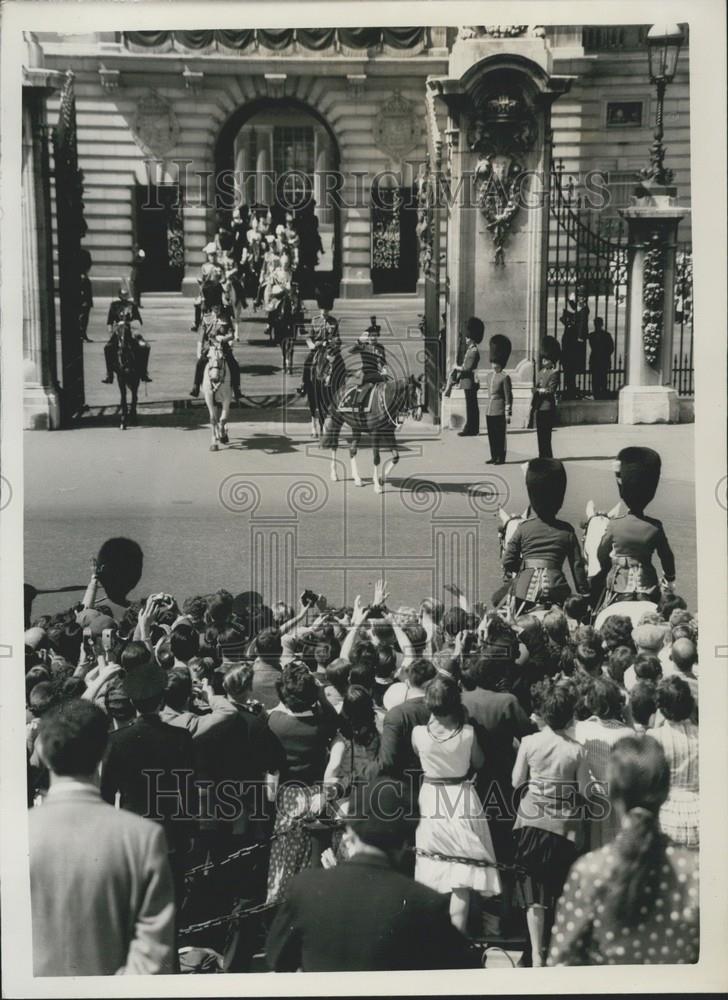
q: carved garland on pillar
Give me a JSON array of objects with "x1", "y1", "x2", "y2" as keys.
[
  {"x1": 468, "y1": 95, "x2": 538, "y2": 266},
  {"x1": 415, "y1": 158, "x2": 435, "y2": 277},
  {"x1": 642, "y1": 231, "x2": 666, "y2": 367}
]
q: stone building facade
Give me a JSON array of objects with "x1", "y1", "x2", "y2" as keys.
[{"x1": 35, "y1": 25, "x2": 691, "y2": 298}]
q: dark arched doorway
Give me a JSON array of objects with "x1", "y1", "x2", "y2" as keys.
[{"x1": 215, "y1": 97, "x2": 341, "y2": 297}]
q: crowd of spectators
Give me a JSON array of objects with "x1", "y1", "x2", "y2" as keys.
[{"x1": 24, "y1": 537, "x2": 700, "y2": 974}]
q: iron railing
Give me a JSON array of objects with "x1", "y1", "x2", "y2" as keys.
[
  {"x1": 546, "y1": 159, "x2": 629, "y2": 399},
  {"x1": 671, "y1": 243, "x2": 694, "y2": 396}
]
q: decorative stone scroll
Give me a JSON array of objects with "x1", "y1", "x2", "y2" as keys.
[
  {"x1": 373, "y1": 92, "x2": 422, "y2": 160},
  {"x1": 131, "y1": 90, "x2": 179, "y2": 156}
]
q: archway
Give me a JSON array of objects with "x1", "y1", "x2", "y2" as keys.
[{"x1": 215, "y1": 97, "x2": 341, "y2": 297}]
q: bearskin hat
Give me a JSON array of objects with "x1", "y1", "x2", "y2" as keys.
[
  {"x1": 526, "y1": 458, "x2": 567, "y2": 520},
  {"x1": 540, "y1": 336, "x2": 561, "y2": 364},
  {"x1": 316, "y1": 284, "x2": 335, "y2": 311},
  {"x1": 615, "y1": 446, "x2": 661, "y2": 512},
  {"x1": 489, "y1": 334, "x2": 512, "y2": 367}
]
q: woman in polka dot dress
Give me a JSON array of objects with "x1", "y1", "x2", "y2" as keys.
[{"x1": 548, "y1": 735, "x2": 699, "y2": 965}]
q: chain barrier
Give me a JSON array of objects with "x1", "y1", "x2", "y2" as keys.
[
  {"x1": 178, "y1": 900, "x2": 278, "y2": 938},
  {"x1": 411, "y1": 847, "x2": 527, "y2": 877},
  {"x1": 183, "y1": 815, "x2": 336, "y2": 883},
  {"x1": 179, "y1": 823, "x2": 528, "y2": 938}
]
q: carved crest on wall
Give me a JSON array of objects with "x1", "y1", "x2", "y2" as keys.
[
  {"x1": 132, "y1": 90, "x2": 180, "y2": 156},
  {"x1": 468, "y1": 93, "x2": 538, "y2": 265},
  {"x1": 373, "y1": 92, "x2": 421, "y2": 160}
]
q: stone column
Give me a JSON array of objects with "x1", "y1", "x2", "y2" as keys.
[
  {"x1": 433, "y1": 36, "x2": 571, "y2": 431},
  {"x1": 618, "y1": 193, "x2": 687, "y2": 424},
  {"x1": 256, "y1": 127, "x2": 274, "y2": 206},
  {"x1": 22, "y1": 66, "x2": 62, "y2": 430}
]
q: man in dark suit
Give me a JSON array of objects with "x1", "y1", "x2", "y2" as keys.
[
  {"x1": 377, "y1": 658, "x2": 436, "y2": 781},
  {"x1": 461, "y1": 629, "x2": 535, "y2": 862},
  {"x1": 265, "y1": 778, "x2": 478, "y2": 971},
  {"x1": 100, "y1": 643, "x2": 198, "y2": 907}
]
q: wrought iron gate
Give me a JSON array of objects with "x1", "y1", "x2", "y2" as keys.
[
  {"x1": 546, "y1": 160, "x2": 630, "y2": 398},
  {"x1": 671, "y1": 243, "x2": 694, "y2": 395}
]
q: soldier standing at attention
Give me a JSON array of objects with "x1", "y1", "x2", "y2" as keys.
[
  {"x1": 453, "y1": 316, "x2": 484, "y2": 437},
  {"x1": 485, "y1": 334, "x2": 513, "y2": 464},
  {"x1": 79, "y1": 252, "x2": 93, "y2": 344},
  {"x1": 530, "y1": 337, "x2": 561, "y2": 458}
]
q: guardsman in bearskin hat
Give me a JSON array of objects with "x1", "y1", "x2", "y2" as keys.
[
  {"x1": 485, "y1": 334, "x2": 513, "y2": 464},
  {"x1": 596, "y1": 447, "x2": 676, "y2": 604},
  {"x1": 530, "y1": 336, "x2": 561, "y2": 458},
  {"x1": 297, "y1": 284, "x2": 341, "y2": 398},
  {"x1": 448, "y1": 316, "x2": 484, "y2": 436},
  {"x1": 502, "y1": 458, "x2": 589, "y2": 611},
  {"x1": 102, "y1": 282, "x2": 151, "y2": 384}
]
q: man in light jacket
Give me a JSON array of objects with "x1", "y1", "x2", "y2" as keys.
[{"x1": 29, "y1": 700, "x2": 175, "y2": 976}]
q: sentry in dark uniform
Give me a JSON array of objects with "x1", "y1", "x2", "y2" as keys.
[
  {"x1": 455, "y1": 316, "x2": 484, "y2": 437},
  {"x1": 530, "y1": 336, "x2": 561, "y2": 458},
  {"x1": 102, "y1": 287, "x2": 151, "y2": 384},
  {"x1": 502, "y1": 458, "x2": 588, "y2": 610},
  {"x1": 486, "y1": 334, "x2": 513, "y2": 464},
  {"x1": 597, "y1": 446, "x2": 676, "y2": 603}
]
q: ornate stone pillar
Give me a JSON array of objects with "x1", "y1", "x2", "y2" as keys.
[
  {"x1": 618, "y1": 191, "x2": 687, "y2": 423},
  {"x1": 432, "y1": 33, "x2": 571, "y2": 430},
  {"x1": 22, "y1": 52, "x2": 62, "y2": 430}
]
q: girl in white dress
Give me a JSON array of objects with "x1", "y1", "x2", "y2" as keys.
[{"x1": 412, "y1": 675, "x2": 501, "y2": 932}]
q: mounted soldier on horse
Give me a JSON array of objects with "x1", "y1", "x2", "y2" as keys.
[
  {"x1": 101, "y1": 282, "x2": 151, "y2": 430},
  {"x1": 298, "y1": 286, "x2": 345, "y2": 437}
]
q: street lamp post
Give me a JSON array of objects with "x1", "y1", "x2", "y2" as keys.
[{"x1": 640, "y1": 23, "x2": 684, "y2": 188}]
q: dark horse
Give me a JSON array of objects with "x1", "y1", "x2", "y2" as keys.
[
  {"x1": 112, "y1": 322, "x2": 141, "y2": 430},
  {"x1": 306, "y1": 342, "x2": 347, "y2": 439},
  {"x1": 321, "y1": 376, "x2": 423, "y2": 493},
  {"x1": 269, "y1": 286, "x2": 303, "y2": 376}
]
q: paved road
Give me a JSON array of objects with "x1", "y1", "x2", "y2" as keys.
[
  {"x1": 75, "y1": 294, "x2": 424, "y2": 410},
  {"x1": 24, "y1": 420, "x2": 697, "y2": 618}
]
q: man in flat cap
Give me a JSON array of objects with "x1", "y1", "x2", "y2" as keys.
[{"x1": 597, "y1": 446, "x2": 676, "y2": 605}]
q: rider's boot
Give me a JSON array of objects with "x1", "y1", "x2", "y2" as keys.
[
  {"x1": 101, "y1": 372, "x2": 114, "y2": 384},
  {"x1": 190, "y1": 385, "x2": 200, "y2": 398}
]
